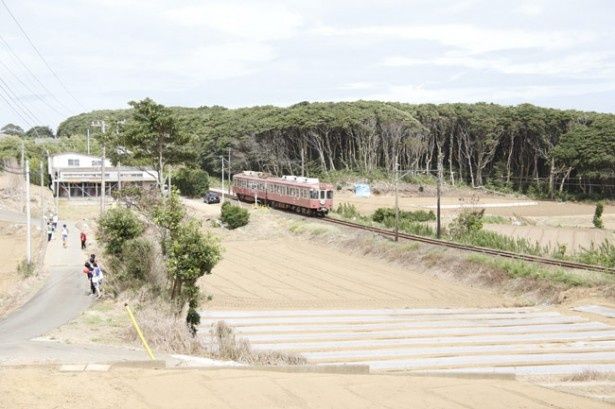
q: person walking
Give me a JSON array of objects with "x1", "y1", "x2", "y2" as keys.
[
  {"x1": 80, "y1": 231, "x2": 87, "y2": 250},
  {"x1": 61, "y1": 224, "x2": 69, "y2": 248},
  {"x1": 46, "y1": 223, "x2": 53, "y2": 242},
  {"x1": 83, "y1": 262, "x2": 96, "y2": 295},
  {"x1": 91, "y1": 262, "x2": 104, "y2": 298}
]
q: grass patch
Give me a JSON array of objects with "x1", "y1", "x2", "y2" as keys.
[
  {"x1": 467, "y1": 254, "x2": 587, "y2": 287},
  {"x1": 456, "y1": 230, "x2": 546, "y2": 256},
  {"x1": 482, "y1": 215, "x2": 509, "y2": 224},
  {"x1": 211, "y1": 321, "x2": 306, "y2": 365},
  {"x1": 289, "y1": 220, "x2": 336, "y2": 236},
  {"x1": 576, "y1": 240, "x2": 615, "y2": 268},
  {"x1": 16, "y1": 258, "x2": 36, "y2": 277},
  {"x1": 562, "y1": 369, "x2": 608, "y2": 382}
]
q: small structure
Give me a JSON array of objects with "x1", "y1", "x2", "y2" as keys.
[{"x1": 48, "y1": 152, "x2": 158, "y2": 198}]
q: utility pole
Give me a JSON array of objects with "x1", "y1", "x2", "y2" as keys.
[
  {"x1": 86, "y1": 128, "x2": 90, "y2": 155},
  {"x1": 100, "y1": 145, "x2": 106, "y2": 215},
  {"x1": 40, "y1": 161, "x2": 45, "y2": 239},
  {"x1": 220, "y1": 155, "x2": 225, "y2": 202},
  {"x1": 436, "y1": 156, "x2": 443, "y2": 239},
  {"x1": 394, "y1": 162, "x2": 399, "y2": 242},
  {"x1": 25, "y1": 159, "x2": 31, "y2": 263},
  {"x1": 228, "y1": 148, "x2": 231, "y2": 195}
]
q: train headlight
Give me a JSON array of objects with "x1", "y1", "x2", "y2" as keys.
[{"x1": 319, "y1": 200, "x2": 325, "y2": 205}]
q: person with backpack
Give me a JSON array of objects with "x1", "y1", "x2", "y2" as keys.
[
  {"x1": 91, "y1": 262, "x2": 104, "y2": 298},
  {"x1": 85, "y1": 254, "x2": 97, "y2": 295},
  {"x1": 80, "y1": 231, "x2": 87, "y2": 250}
]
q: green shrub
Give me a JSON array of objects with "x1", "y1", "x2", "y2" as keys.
[
  {"x1": 335, "y1": 202, "x2": 362, "y2": 219},
  {"x1": 468, "y1": 255, "x2": 584, "y2": 287},
  {"x1": 577, "y1": 240, "x2": 615, "y2": 268},
  {"x1": 221, "y1": 201, "x2": 249, "y2": 229},
  {"x1": 593, "y1": 202, "x2": 604, "y2": 229},
  {"x1": 380, "y1": 216, "x2": 435, "y2": 237},
  {"x1": 482, "y1": 215, "x2": 509, "y2": 224},
  {"x1": 456, "y1": 229, "x2": 544, "y2": 256},
  {"x1": 97, "y1": 207, "x2": 144, "y2": 256},
  {"x1": 121, "y1": 238, "x2": 154, "y2": 281},
  {"x1": 372, "y1": 208, "x2": 435, "y2": 223},
  {"x1": 449, "y1": 209, "x2": 485, "y2": 238},
  {"x1": 173, "y1": 167, "x2": 210, "y2": 198}
]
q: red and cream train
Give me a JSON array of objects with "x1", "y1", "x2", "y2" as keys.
[{"x1": 232, "y1": 171, "x2": 334, "y2": 216}]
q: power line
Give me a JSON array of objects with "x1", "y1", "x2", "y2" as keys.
[
  {"x1": 0, "y1": 53, "x2": 65, "y2": 117},
  {"x1": 0, "y1": 0, "x2": 85, "y2": 110},
  {"x1": 0, "y1": 31, "x2": 72, "y2": 115},
  {"x1": 0, "y1": 75, "x2": 44, "y2": 128},
  {"x1": 0, "y1": 86, "x2": 34, "y2": 129}
]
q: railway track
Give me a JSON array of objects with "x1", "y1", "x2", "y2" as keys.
[{"x1": 322, "y1": 216, "x2": 615, "y2": 274}]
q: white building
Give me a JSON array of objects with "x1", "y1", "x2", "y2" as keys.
[{"x1": 48, "y1": 152, "x2": 158, "y2": 198}]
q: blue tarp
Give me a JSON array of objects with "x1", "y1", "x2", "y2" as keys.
[{"x1": 354, "y1": 183, "x2": 371, "y2": 197}]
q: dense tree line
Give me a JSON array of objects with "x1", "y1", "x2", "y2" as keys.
[{"x1": 57, "y1": 101, "x2": 615, "y2": 198}]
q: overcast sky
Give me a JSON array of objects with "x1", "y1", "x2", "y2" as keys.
[{"x1": 1, "y1": 0, "x2": 614, "y2": 131}]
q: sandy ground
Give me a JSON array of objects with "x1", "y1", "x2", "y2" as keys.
[
  {"x1": 0, "y1": 367, "x2": 612, "y2": 409},
  {"x1": 182, "y1": 199, "x2": 517, "y2": 310}
]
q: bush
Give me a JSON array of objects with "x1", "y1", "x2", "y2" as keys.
[
  {"x1": 457, "y1": 229, "x2": 544, "y2": 256},
  {"x1": 220, "y1": 201, "x2": 249, "y2": 229},
  {"x1": 372, "y1": 208, "x2": 435, "y2": 223},
  {"x1": 173, "y1": 167, "x2": 209, "y2": 198},
  {"x1": 593, "y1": 202, "x2": 604, "y2": 229},
  {"x1": 121, "y1": 237, "x2": 154, "y2": 282},
  {"x1": 577, "y1": 240, "x2": 615, "y2": 268},
  {"x1": 448, "y1": 209, "x2": 485, "y2": 238},
  {"x1": 335, "y1": 202, "x2": 361, "y2": 219},
  {"x1": 17, "y1": 258, "x2": 36, "y2": 277},
  {"x1": 97, "y1": 207, "x2": 144, "y2": 255}
]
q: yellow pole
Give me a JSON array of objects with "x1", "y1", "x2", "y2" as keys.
[{"x1": 125, "y1": 303, "x2": 156, "y2": 360}]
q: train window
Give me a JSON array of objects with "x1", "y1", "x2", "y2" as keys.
[
  {"x1": 310, "y1": 190, "x2": 318, "y2": 199},
  {"x1": 319, "y1": 191, "x2": 325, "y2": 199},
  {"x1": 327, "y1": 190, "x2": 333, "y2": 199}
]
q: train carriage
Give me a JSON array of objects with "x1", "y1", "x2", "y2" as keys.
[{"x1": 232, "y1": 171, "x2": 334, "y2": 216}]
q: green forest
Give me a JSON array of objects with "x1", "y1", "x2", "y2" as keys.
[{"x1": 56, "y1": 100, "x2": 615, "y2": 199}]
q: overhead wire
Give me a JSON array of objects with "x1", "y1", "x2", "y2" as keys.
[
  {"x1": 0, "y1": 53, "x2": 65, "y2": 117},
  {"x1": 0, "y1": 85, "x2": 34, "y2": 129},
  {"x1": 0, "y1": 0, "x2": 85, "y2": 111},
  {"x1": 0, "y1": 75, "x2": 44, "y2": 128},
  {"x1": 0, "y1": 32, "x2": 73, "y2": 115}
]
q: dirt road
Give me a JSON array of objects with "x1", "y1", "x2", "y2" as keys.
[{"x1": 1, "y1": 367, "x2": 612, "y2": 409}]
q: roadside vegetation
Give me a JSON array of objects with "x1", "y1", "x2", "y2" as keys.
[
  {"x1": 332, "y1": 204, "x2": 615, "y2": 269},
  {"x1": 220, "y1": 202, "x2": 250, "y2": 229}
]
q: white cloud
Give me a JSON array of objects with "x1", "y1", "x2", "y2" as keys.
[
  {"x1": 164, "y1": 2, "x2": 303, "y2": 42},
  {"x1": 517, "y1": 1, "x2": 545, "y2": 17},
  {"x1": 158, "y1": 42, "x2": 277, "y2": 82},
  {"x1": 365, "y1": 82, "x2": 615, "y2": 105},
  {"x1": 314, "y1": 24, "x2": 596, "y2": 53},
  {"x1": 338, "y1": 81, "x2": 379, "y2": 90},
  {"x1": 382, "y1": 52, "x2": 615, "y2": 78}
]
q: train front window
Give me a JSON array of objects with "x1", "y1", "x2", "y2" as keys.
[
  {"x1": 319, "y1": 191, "x2": 325, "y2": 199},
  {"x1": 327, "y1": 190, "x2": 333, "y2": 199}
]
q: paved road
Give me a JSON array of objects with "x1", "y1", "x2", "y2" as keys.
[{"x1": 0, "y1": 219, "x2": 95, "y2": 361}]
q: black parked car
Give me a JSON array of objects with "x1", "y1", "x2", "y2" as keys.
[{"x1": 203, "y1": 191, "x2": 220, "y2": 204}]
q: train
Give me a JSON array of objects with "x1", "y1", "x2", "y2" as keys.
[{"x1": 232, "y1": 171, "x2": 334, "y2": 216}]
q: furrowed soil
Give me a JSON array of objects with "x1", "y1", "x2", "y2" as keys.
[
  {"x1": 1, "y1": 367, "x2": 611, "y2": 409},
  {"x1": 184, "y1": 199, "x2": 516, "y2": 310}
]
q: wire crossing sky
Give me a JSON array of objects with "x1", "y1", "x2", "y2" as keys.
[{"x1": 0, "y1": 0, "x2": 614, "y2": 131}]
